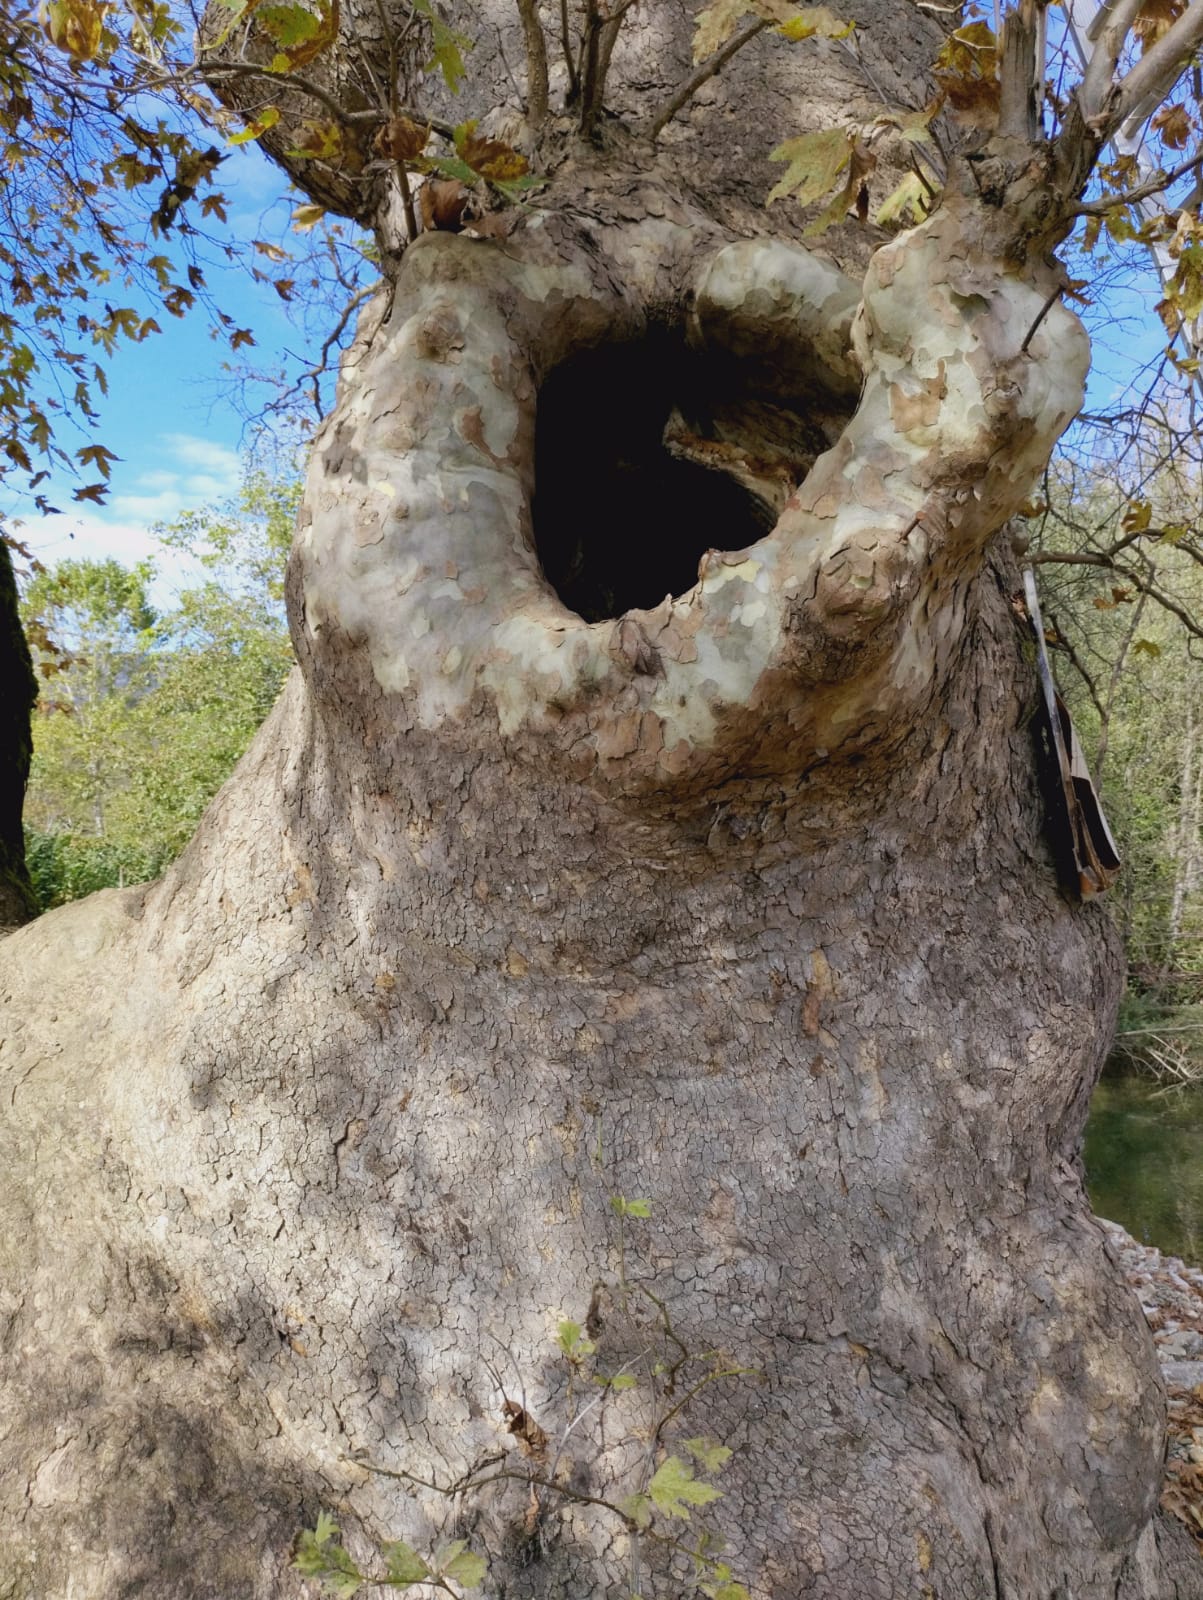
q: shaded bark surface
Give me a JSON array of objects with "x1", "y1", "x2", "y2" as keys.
[{"x1": 2, "y1": 4, "x2": 1202, "y2": 1597}]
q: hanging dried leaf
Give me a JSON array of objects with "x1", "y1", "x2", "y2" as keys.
[
  {"x1": 1151, "y1": 102, "x2": 1193, "y2": 148},
  {"x1": 374, "y1": 114, "x2": 430, "y2": 163},
  {"x1": 1133, "y1": 0, "x2": 1186, "y2": 50},
  {"x1": 40, "y1": 0, "x2": 109, "y2": 59},
  {"x1": 420, "y1": 177, "x2": 470, "y2": 231},
  {"x1": 453, "y1": 120, "x2": 529, "y2": 181},
  {"x1": 932, "y1": 21, "x2": 1000, "y2": 127}
]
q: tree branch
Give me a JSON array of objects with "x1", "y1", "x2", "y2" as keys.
[
  {"x1": 1030, "y1": 549, "x2": 1203, "y2": 637},
  {"x1": 649, "y1": 19, "x2": 768, "y2": 141},
  {"x1": 998, "y1": 0, "x2": 1043, "y2": 141},
  {"x1": 1077, "y1": 0, "x2": 1147, "y2": 120},
  {"x1": 1109, "y1": 0, "x2": 1203, "y2": 136},
  {"x1": 516, "y1": 0, "x2": 550, "y2": 129},
  {"x1": 1071, "y1": 145, "x2": 1203, "y2": 214}
]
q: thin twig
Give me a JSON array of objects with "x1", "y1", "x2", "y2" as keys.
[
  {"x1": 649, "y1": 18, "x2": 768, "y2": 141},
  {"x1": 1020, "y1": 285, "x2": 1063, "y2": 353},
  {"x1": 1072, "y1": 146, "x2": 1203, "y2": 216}
]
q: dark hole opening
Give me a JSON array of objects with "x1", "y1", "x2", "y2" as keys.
[{"x1": 532, "y1": 336, "x2": 840, "y2": 624}]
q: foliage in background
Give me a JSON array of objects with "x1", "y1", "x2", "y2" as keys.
[
  {"x1": 21, "y1": 463, "x2": 295, "y2": 909},
  {"x1": 1032, "y1": 441, "x2": 1203, "y2": 1075}
]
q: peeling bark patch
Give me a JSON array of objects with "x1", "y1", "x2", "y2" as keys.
[{"x1": 889, "y1": 359, "x2": 948, "y2": 433}]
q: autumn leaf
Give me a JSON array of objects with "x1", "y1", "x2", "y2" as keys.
[
  {"x1": 1151, "y1": 102, "x2": 1193, "y2": 149},
  {"x1": 1133, "y1": 0, "x2": 1185, "y2": 50},
  {"x1": 932, "y1": 21, "x2": 1000, "y2": 126},
  {"x1": 1123, "y1": 500, "x2": 1153, "y2": 533},
  {"x1": 229, "y1": 105, "x2": 280, "y2": 145},
  {"x1": 776, "y1": 5, "x2": 853, "y2": 41},
  {"x1": 453, "y1": 120, "x2": 529, "y2": 181},
  {"x1": 374, "y1": 114, "x2": 430, "y2": 163},
  {"x1": 692, "y1": 0, "x2": 849, "y2": 62},
  {"x1": 767, "y1": 126, "x2": 855, "y2": 207},
  {"x1": 287, "y1": 119, "x2": 344, "y2": 161},
  {"x1": 876, "y1": 171, "x2": 930, "y2": 228},
  {"x1": 76, "y1": 442, "x2": 119, "y2": 478},
  {"x1": 41, "y1": 0, "x2": 108, "y2": 61},
  {"x1": 291, "y1": 202, "x2": 327, "y2": 231}
]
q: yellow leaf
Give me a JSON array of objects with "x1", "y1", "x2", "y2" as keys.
[
  {"x1": 692, "y1": 0, "x2": 755, "y2": 61},
  {"x1": 876, "y1": 171, "x2": 930, "y2": 228},
  {"x1": 767, "y1": 126, "x2": 854, "y2": 207},
  {"x1": 40, "y1": 0, "x2": 108, "y2": 59},
  {"x1": 291, "y1": 202, "x2": 327, "y2": 231},
  {"x1": 777, "y1": 5, "x2": 853, "y2": 41}
]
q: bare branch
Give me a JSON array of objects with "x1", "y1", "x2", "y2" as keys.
[
  {"x1": 649, "y1": 19, "x2": 768, "y2": 141},
  {"x1": 1077, "y1": 0, "x2": 1146, "y2": 119},
  {"x1": 1071, "y1": 144, "x2": 1203, "y2": 213},
  {"x1": 1030, "y1": 549, "x2": 1203, "y2": 637},
  {"x1": 1109, "y1": 0, "x2": 1203, "y2": 136}
]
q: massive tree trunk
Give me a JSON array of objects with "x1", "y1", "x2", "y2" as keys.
[{"x1": 2, "y1": 3, "x2": 1201, "y2": 1597}]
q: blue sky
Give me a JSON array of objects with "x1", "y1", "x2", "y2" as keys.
[{"x1": 4, "y1": 140, "x2": 335, "y2": 589}]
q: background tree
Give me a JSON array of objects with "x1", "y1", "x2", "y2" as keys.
[
  {"x1": 20, "y1": 467, "x2": 295, "y2": 906},
  {"x1": 7, "y1": 2, "x2": 1203, "y2": 1598}
]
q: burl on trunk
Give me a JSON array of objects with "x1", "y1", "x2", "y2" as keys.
[{"x1": 1, "y1": 1, "x2": 1199, "y2": 1595}]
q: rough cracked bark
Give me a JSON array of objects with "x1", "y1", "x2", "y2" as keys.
[{"x1": 1, "y1": 2, "x2": 1201, "y2": 1596}]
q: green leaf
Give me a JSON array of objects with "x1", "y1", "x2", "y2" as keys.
[
  {"x1": 648, "y1": 1455, "x2": 724, "y2": 1518},
  {"x1": 423, "y1": 155, "x2": 478, "y2": 184},
  {"x1": 293, "y1": 1513, "x2": 363, "y2": 1595},
  {"x1": 442, "y1": 1547, "x2": 487, "y2": 1588},
  {"x1": 254, "y1": 3, "x2": 319, "y2": 44},
  {"x1": 620, "y1": 1492, "x2": 654, "y2": 1529},
  {"x1": 413, "y1": 0, "x2": 472, "y2": 91},
  {"x1": 683, "y1": 1437, "x2": 733, "y2": 1474},
  {"x1": 557, "y1": 1319, "x2": 597, "y2": 1359},
  {"x1": 597, "y1": 1371, "x2": 638, "y2": 1391},
  {"x1": 610, "y1": 1195, "x2": 651, "y2": 1217},
  {"x1": 382, "y1": 1540, "x2": 430, "y2": 1584},
  {"x1": 767, "y1": 127, "x2": 853, "y2": 207}
]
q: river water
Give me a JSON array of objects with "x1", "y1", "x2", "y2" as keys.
[{"x1": 1084, "y1": 1073, "x2": 1203, "y2": 1261}]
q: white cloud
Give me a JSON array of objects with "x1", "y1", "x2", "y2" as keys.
[{"x1": 9, "y1": 429, "x2": 243, "y2": 601}]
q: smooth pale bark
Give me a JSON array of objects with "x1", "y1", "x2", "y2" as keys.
[{"x1": 1, "y1": 3, "x2": 1201, "y2": 1596}]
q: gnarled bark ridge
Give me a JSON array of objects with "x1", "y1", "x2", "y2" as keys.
[{"x1": 2, "y1": 5, "x2": 1201, "y2": 1594}]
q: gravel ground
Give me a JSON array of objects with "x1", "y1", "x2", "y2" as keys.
[{"x1": 1101, "y1": 1217, "x2": 1203, "y2": 1551}]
